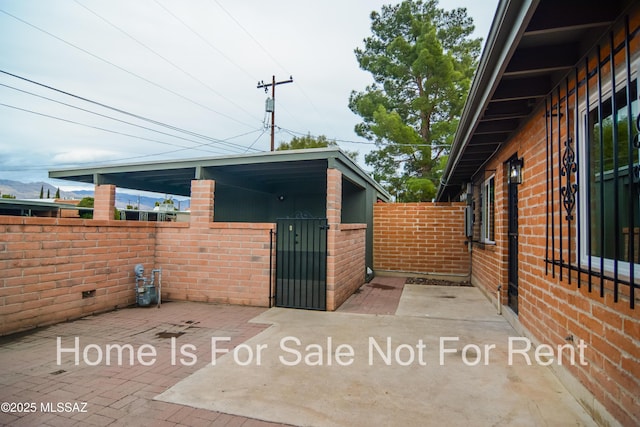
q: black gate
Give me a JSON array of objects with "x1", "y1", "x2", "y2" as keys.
[
  {"x1": 508, "y1": 180, "x2": 519, "y2": 314},
  {"x1": 275, "y1": 218, "x2": 328, "y2": 310}
]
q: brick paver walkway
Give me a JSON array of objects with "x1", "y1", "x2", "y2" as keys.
[
  {"x1": 0, "y1": 301, "x2": 289, "y2": 426},
  {"x1": 0, "y1": 276, "x2": 408, "y2": 426},
  {"x1": 337, "y1": 276, "x2": 405, "y2": 315}
]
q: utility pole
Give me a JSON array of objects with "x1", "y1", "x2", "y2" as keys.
[{"x1": 257, "y1": 75, "x2": 293, "y2": 151}]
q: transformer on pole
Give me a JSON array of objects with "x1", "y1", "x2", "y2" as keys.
[{"x1": 257, "y1": 75, "x2": 293, "y2": 151}]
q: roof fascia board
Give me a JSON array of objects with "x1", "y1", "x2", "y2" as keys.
[
  {"x1": 49, "y1": 163, "x2": 198, "y2": 180},
  {"x1": 48, "y1": 147, "x2": 391, "y2": 200},
  {"x1": 327, "y1": 151, "x2": 391, "y2": 200},
  {"x1": 436, "y1": 0, "x2": 540, "y2": 201},
  {"x1": 330, "y1": 156, "x2": 367, "y2": 190},
  {"x1": 50, "y1": 148, "x2": 339, "y2": 180}
]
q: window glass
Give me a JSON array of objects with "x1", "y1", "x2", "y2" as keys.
[
  {"x1": 483, "y1": 176, "x2": 495, "y2": 243},
  {"x1": 588, "y1": 81, "x2": 639, "y2": 263}
]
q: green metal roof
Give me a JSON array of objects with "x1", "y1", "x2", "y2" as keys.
[{"x1": 49, "y1": 148, "x2": 391, "y2": 201}]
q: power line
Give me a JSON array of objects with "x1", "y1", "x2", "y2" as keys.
[
  {"x1": 153, "y1": 0, "x2": 258, "y2": 83},
  {"x1": 279, "y1": 127, "x2": 451, "y2": 148},
  {"x1": 209, "y1": 0, "x2": 313, "y2": 133},
  {"x1": 0, "y1": 102, "x2": 235, "y2": 155},
  {"x1": 289, "y1": 77, "x2": 327, "y2": 124},
  {"x1": 0, "y1": 127, "x2": 265, "y2": 172},
  {"x1": 0, "y1": 148, "x2": 203, "y2": 171},
  {"x1": 279, "y1": 127, "x2": 375, "y2": 146},
  {"x1": 0, "y1": 69, "x2": 262, "y2": 153},
  {"x1": 211, "y1": 0, "x2": 289, "y2": 76},
  {"x1": 208, "y1": 0, "x2": 329, "y2": 133},
  {"x1": 0, "y1": 8, "x2": 256, "y2": 129},
  {"x1": 244, "y1": 129, "x2": 268, "y2": 153},
  {"x1": 0, "y1": 82, "x2": 250, "y2": 155},
  {"x1": 74, "y1": 0, "x2": 261, "y2": 124}
]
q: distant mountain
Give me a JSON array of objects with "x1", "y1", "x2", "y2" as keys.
[
  {"x1": 0, "y1": 179, "x2": 74, "y2": 199},
  {"x1": 0, "y1": 180, "x2": 190, "y2": 211}
]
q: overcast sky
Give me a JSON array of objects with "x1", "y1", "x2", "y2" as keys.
[{"x1": 0, "y1": 0, "x2": 499, "y2": 191}]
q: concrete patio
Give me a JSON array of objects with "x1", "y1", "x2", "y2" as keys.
[{"x1": 0, "y1": 277, "x2": 596, "y2": 426}]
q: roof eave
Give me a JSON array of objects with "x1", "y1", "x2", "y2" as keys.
[{"x1": 436, "y1": 0, "x2": 540, "y2": 201}]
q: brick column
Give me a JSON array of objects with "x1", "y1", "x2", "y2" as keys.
[
  {"x1": 93, "y1": 184, "x2": 116, "y2": 221},
  {"x1": 190, "y1": 179, "x2": 215, "y2": 228},
  {"x1": 326, "y1": 169, "x2": 342, "y2": 310},
  {"x1": 326, "y1": 169, "x2": 342, "y2": 227}
]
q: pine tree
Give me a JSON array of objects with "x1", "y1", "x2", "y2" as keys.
[
  {"x1": 349, "y1": 0, "x2": 481, "y2": 201},
  {"x1": 276, "y1": 134, "x2": 358, "y2": 160}
]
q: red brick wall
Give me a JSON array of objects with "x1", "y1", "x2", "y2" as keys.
[
  {"x1": 471, "y1": 35, "x2": 640, "y2": 425},
  {"x1": 0, "y1": 219, "x2": 275, "y2": 337},
  {"x1": 373, "y1": 203, "x2": 469, "y2": 276},
  {"x1": 470, "y1": 165, "x2": 509, "y2": 301},
  {"x1": 55, "y1": 199, "x2": 81, "y2": 218},
  {"x1": 0, "y1": 178, "x2": 275, "y2": 336},
  {"x1": 0, "y1": 217, "x2": 156, "y2": 335},
  {"x1": 1, "y1": 173, "x2": 372, "y2": 332},
  {"x1": 153, "y1": 179, "x2": 274, "y2": 307},
  {"x1": 154, "y1": 222, "x2": 273, "y2": 307},
  {"x1": 189, "y1": 180, "x2": 214, "y2": 227},
  {"x1": 93, "y1": 184, "x2": 115, "y2": 221},
  {"x1": 326, "y1": 168, "x2": 367, "y2": 311},
  {"x1": 328, "y1": 225, "x2": 366, "y2": 311}
]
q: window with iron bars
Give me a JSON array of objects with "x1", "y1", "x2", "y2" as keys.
[{"x1": 545, "y1": 12, "x2": 639, "y2": 309}]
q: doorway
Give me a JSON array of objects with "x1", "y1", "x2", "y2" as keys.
[{"x1": 275, "y1": 218, "x2": 328, "y2": 310}]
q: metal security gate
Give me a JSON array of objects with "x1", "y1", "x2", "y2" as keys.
[{"x1": 275, "y1": 218, "x2": 328, "y2": 310}]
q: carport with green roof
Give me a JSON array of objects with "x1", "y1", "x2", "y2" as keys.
[{"x1": 50, "y1": 148, "x2": 390, "y2": 311}]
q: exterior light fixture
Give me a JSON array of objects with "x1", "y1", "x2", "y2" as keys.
[{"x1": 508, "y1": 158, "x2": 524, "y2": 185}]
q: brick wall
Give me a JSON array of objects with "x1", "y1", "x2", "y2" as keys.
[
  {"x1": 93, "y1": 184, "x2": 115, "y2": 221},
  {"x1": 471, "y1": 59, "x2": 640, "y2": 426},
  {"x1": 326, "y1": 168, "x2": 367, "y2": 311},
  {"x1": 155, "y1": 179, "x2": 274, "y2": 307},
  {"x1": 373, "y1": 203, "x2": 469, "y2": 277},
  {"x1": 0, "y1": 179, "x2": 275, "y2": 336},
  {"x1": 55, "y1": 199, "x2": 81, "y2": 218},
  {"x1": 0, "y1": 217, "x2": 156, "y2": 335},
  {"x1": 154, "y1": 222, "x2": 273, "y2": 307},
  {"x1": 470, "y1": 163, "x2": 509, "y2": 301},
  {"x1": 328, "y1": 225, "x2": 366, "y2": 311},
  {"x1": 0, "y1": 173, "x2": 373, "y2": 333},
  {"x1": 189, "y1": 179, "x2": 214, "y2": 227}
]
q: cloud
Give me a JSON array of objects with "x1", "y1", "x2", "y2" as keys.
[
  {"x1": 0, "y1": 0, "x2": 499, "y2": 186},
  {"x1": 51, "y1": 148, "x2": 123, "y2": 165}
]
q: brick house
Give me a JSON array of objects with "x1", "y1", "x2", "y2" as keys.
[
  {"x1": 2, "y1": 2, "x2": 638, "y2": 423},
  {"x1": 436, "y1": 1, "x2": 639, "y2": 425}
]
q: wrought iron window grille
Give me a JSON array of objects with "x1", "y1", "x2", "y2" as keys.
[{"x1": 544, "y1": 11, "x2": 639, "y2": 309}]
